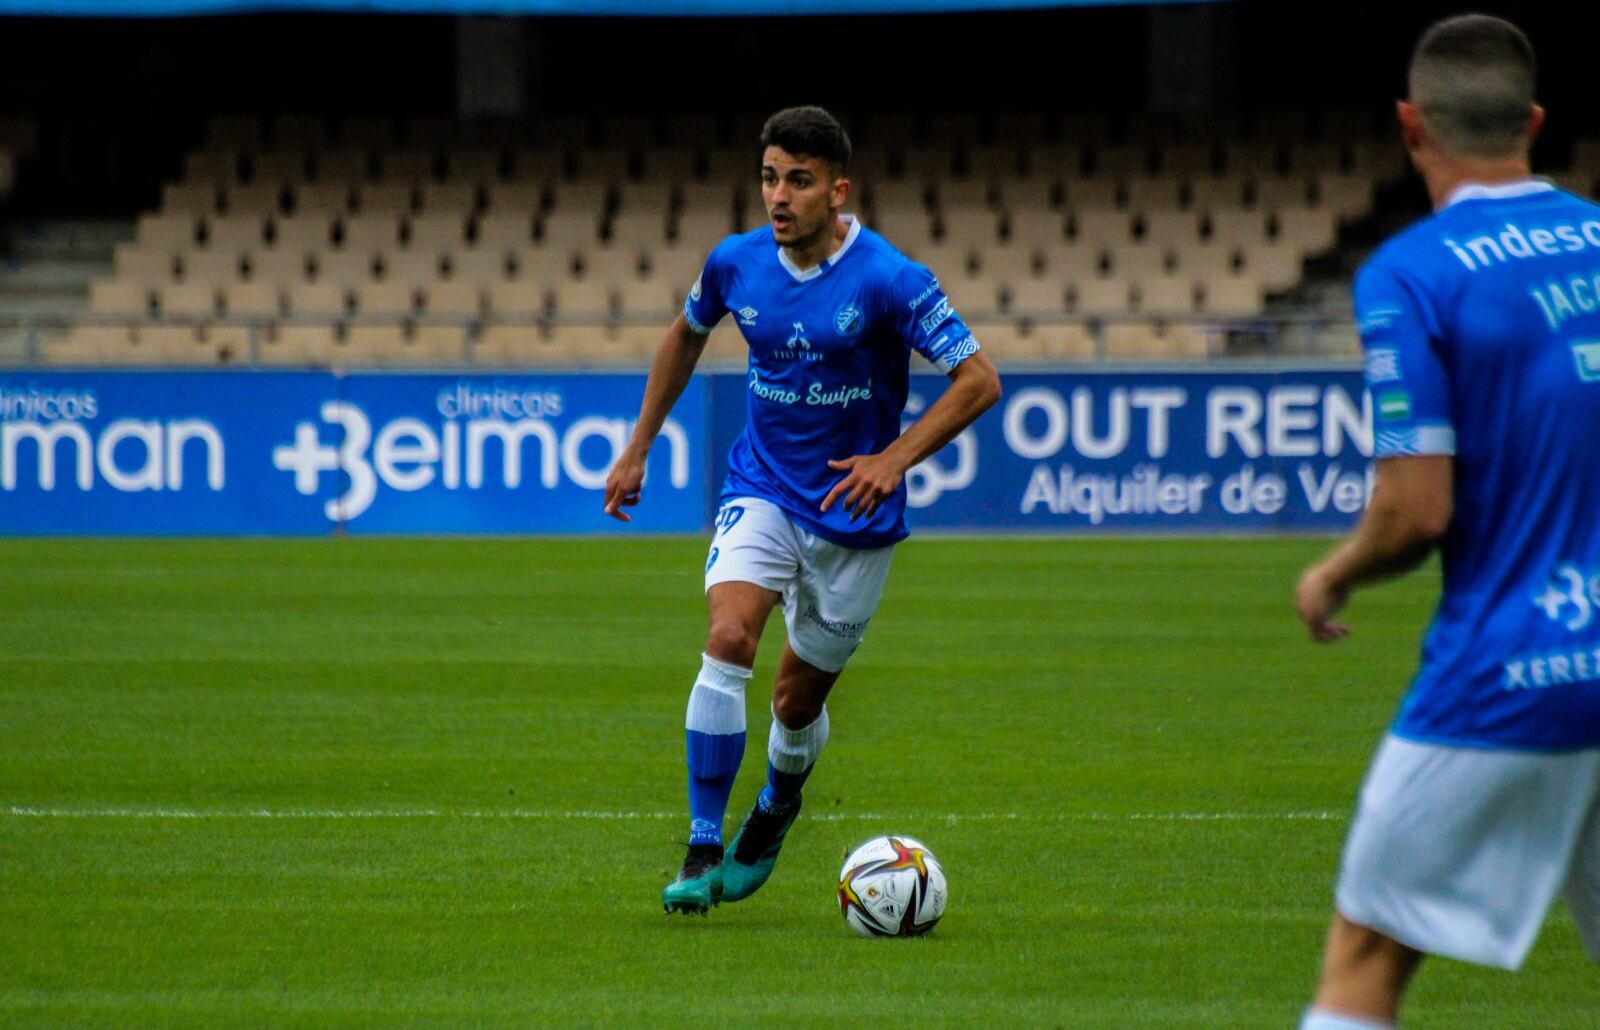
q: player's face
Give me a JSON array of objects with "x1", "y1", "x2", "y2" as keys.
[{"x1": 761, "y1": 147, "x2": 847, "y2": 248}]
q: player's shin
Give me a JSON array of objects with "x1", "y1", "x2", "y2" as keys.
[
  {"x1": 758, "y1": 704, "x2": 828, "y2": 812},
  {"x1": 684, "y1": 653, "x2": 750, "y2": 847}
]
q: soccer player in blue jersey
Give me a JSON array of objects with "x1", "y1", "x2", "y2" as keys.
[
  {"x1": 602, "y1": 106, "x2": 1001, "y2": 915},
  {"x1": 1294, "y1": 15, "x2": 1600, "y2": 1029}
]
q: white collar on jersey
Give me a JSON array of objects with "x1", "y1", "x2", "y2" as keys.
[
  {"x1": 1442, "y1": 178, "x2": 1557, "y2": 209},
  {"x1": 777, "y1": 214, "x2": 862, "y2": 283}
]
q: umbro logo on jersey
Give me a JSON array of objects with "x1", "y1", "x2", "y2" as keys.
[{"x1": 738, "y1": 307, "x2": 759, "y2": 325}]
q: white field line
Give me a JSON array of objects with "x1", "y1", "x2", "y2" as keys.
[{"x1": 3, "y1": 806, "x2": 1343, "y2": 824}]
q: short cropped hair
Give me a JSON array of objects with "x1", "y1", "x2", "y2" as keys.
[
  {"x1": 759, "y1": 106, "x2": 852, "y2": 174},
  {"x1": 1409, "y1": 14, "x2": 1537, "y2": 159}
]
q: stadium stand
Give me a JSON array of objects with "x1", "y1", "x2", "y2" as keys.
[{"x1": 17, "y1": 106, "x2": 1595, "y2": 368}]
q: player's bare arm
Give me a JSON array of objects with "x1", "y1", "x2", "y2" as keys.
[
  {"x1": 603, "y1": 313, "x2": 708, "y2": 522},
  {"x1": 1295, "y1": 455, "x2": 1453, "y2": 641},
  {"x1": 822, "y1": 351, "x2": 1001, "y2": 521}
]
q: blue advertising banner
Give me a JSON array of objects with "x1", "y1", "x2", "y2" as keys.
[
  {"x1": 0, "y1": 371, "x2": 704, "y2": 536},
  {"x1": 1, "y1": 367, "x2": 1369, "y2": 536},
  {"x1": 905, "y1": 368, "x2": 1374, "y2": 532},
  {"x1": 710, "y1": 367, "x2": 1374, "y2": 534}
]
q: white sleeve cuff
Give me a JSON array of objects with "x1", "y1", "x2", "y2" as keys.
[
  {"x1": 1375, "y1": 423, "x2": 1456, "y2": 457},
  {"x1": 682, "y1": 303, "x2": 713, "y2": 336}
]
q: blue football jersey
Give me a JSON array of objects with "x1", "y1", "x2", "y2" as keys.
[
  {"x1": 1356, "y1": 180, "x2": 1600, "y2": 750},
  {"x1": 684, "y1": 216, "x2": 981, "y2": 548}
]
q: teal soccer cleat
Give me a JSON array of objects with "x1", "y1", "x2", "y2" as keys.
[
  {"x1": 662, "y1": 843, "x2": 723, "y2": 915},
  {"x1": 720, "y1": 794, "x2": 802, "y2": 903}
]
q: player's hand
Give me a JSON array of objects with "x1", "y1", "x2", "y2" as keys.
[
  {"x1": 821, "y1": 453, "x2": 905, "y2": 522},
  {"x1": 603, "y1": 450, "x2": 647, "y2": 523},
  {"x1": 1295, "y1": 565, "x2": 1351, "y2": 643}
]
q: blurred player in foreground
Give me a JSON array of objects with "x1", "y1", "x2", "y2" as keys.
[
  {"x1": 603, "y1": 106, "x2": 1001, "y2": 915},
  {"x1": 1295, "y1": 14, "x2": 1600, "y2": 1029}
]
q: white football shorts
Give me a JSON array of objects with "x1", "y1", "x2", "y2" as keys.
[
  {"x1": 1335, "y1": 733, "x2": 1600, "y2": 969},
  {"x1": 702, "y1": 496, "x2": 894, "y2": 674}
]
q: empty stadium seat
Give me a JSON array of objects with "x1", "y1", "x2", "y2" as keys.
[
  {"x1": 273, "y1": 214, "x2": 336, "y2": 252},
  {"x1": 356, "y1": 181, "x2": 417, "y2": 213},
  {"x1": 1006, "y1": 278, "x2": 1068, "y2": 317},
  {"x1": 114, "y1": 244, "x2": 180, "y2": 286},
  {"x1": 940, "y1": 208, "x2": 1002, "y2": 248},
  {"x1": 224, "y1": 282, "x2": 284, "y2": 320},
  {"x1": 1138, "y1": 276, "x2": 1198, "y2": 316},
  {"x1": 1275, "y1": 207, "x2": 1337, "y2": 255},
  {"x1": 425, "y1": 282, "x2": 483, "y2": 318},
  {"x1": 315, "y1": 250, "x2": 377, "y2": 285},
  {"x1": 1201, "y1": 276, "x2": 1264, "y2": 317},
  {"x1": 486, "y1": 281, "x2": 548, "y2": 318},
  {"x1": 286, "y1": 282, "x2": 350, "y2": 318},
  {"x1": 476, "y1": 212, "x2": 536, "y2": 251},
  {"x1": 1074, "y1": 278, "x2": 1133, "y2": 316},
  {"x1": 408, "y1": 213, "x2": 469, "y2": 249},
  {"x1": 1125, "y1": 176, "x2": 1184, "y2": 212},
  {"x1": 541, "y1": 210, "x2": 604, "y2": 248},
  {"x1": 981, "y1": 245, "x2": 1039, "y2": 284},
  {"x1": 294, "y1": 182, "x2": 354, "y2": 213},
  {"x1": 355, "y1": 281, "x2": 418, "y2": 317},
  {"x1": 225, "y1": 181, "x2": 288, "y2": 215},
  {"x1": 1038, "y1": 244, "x2": 1104, "y2": 280},
  {"x1": 513, "y1": 247, "x2": 577, "y2": 284},
  {"x1": 331, "y1": 326, "x2": 386, "y2": 367},
  {"x1": 449, "y1": 249, "x2": 512, "y2": 283},
  {"x1": 382, "y1": 251, "x2": 446, "y2": 289},
  {"x1": 420, "y1": 181, "x2": 480, "y2": 213},
  {"x1": 583, "y1": 248, "x2": 645, "y2": 286},
  {"x1": 180, "y1": 251, "x2": 242, "y2": 286},
  {"x1": 1141, "y1": 210, "x2": 1203, "y2": 245},
  {"x1": 341, "y1": 214, "x2": 404, "y2": 251},
  {"x1": 1109, "y1": 244, "x2": 1169, "y2": 281},
  {"x1": 554, "y1": 280, "x2": 614, "y2": 322},
  {"x1": 137, "y1": 213, "x2": 199, "y2": 250},
  {"x1": 259, "y1": 324, "x2": 335, "y2": 366},
  {"x1": 249, "y1": 249, "x2": 313, "y2": 284},
  {"x1": 610, "y1": 211, "x2": 669, "y2": 248},
  {"x1": 1072, "y1": 210, "x2": 1134, "y2": 248},
  {"x1": 89, "y1": 281, "x2": 151, "y2": 318},
  {"x1": 1006, "y1": 211, "x2": 1068, "y2": 248},
  {"x1": 1240, "y1": 241, "x2": 1304, "y2": 292},
  {"x1": 1064, "y1": 179, "x2": 1121, "y2": 212}
]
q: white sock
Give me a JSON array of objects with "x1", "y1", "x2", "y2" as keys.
[
  {"x1": 684, "y1": 653, "x2": 750, "y2": 735},
  {"x1": 768, "y1": 703, "x2": 829, "y2": 773},
  {"x1": 1300, "y1": 1009, "x2": 1394, "y2": 1030}
]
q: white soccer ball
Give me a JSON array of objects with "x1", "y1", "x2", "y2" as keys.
[{"x1": 836, "y1": 835, "x2": 947, "y2": 937}]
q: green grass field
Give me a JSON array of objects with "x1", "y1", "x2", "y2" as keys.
[{"x1": 2, "y1": 537, "x2": 1595, "y2": 1027}]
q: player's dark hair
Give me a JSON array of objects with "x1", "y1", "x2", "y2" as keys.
[
  {"x1": 760, "y1": 106, "x2": 852, "y2": 175},
  {"x1": 1409, "y1": 14, "x2": 1536, "y2": 159}
]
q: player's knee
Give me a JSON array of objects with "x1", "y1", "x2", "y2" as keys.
[
  {"x1": 705, "y1": 617, "x2": 760, "y2": 667},
  {"x1": 772, "y1": 684, "x2": 823, "y2": 728}
]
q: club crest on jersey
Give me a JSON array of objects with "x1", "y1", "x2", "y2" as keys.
[
  {"x1": 738, "y1": 306, "x2": 759, "y2": 326},
  {"x1": 1573, "y1": 341, "x2": 1600, "y2": 383},
  {"x1": 834, "y1": 304, "x2": 864, "y2": 337}
]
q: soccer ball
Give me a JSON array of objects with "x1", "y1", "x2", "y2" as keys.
[{"x1": 836, "y1": 835, "x2": 947, "y2": 937}]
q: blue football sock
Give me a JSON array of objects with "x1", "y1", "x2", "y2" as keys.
[
  {"x1": 683, "y1": 654, "x2": 751, "y2": 848},
  {"x1": 758, "y1": 761, "x2": 812, "y2": 811}
]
